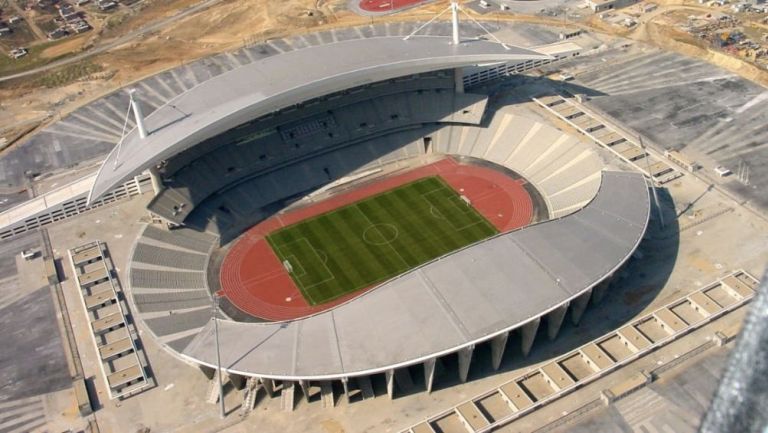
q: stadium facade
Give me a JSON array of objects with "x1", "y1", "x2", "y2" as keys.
[{"x1": 90, "y1": 35, "x2": 651, "y2": 403}]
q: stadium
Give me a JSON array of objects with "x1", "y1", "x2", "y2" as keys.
[
  {"x1": 63, "y1": 28, "x2": 654, "y2": 406},
  {"x1": 6, "y1": 7, "x2": 720, "y2": 431},
  {"x1": 5, "y1": 0, "x2": 768, "y2": 428}
]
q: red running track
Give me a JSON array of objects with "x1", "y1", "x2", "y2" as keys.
[
  {"x1": 219, "y1": 157, "x2": 533, "y2": 321},
  {"x1": 359, "y1": 0, "x2": 428, "y2": 12}
]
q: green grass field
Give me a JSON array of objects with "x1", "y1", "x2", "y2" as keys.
[{"x1": 266, "y1": 176, "x2": 498, "y2": 306}]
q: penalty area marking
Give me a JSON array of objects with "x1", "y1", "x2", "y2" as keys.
[
  {"x1": 282, "y1": 254, "x2": 306, "y2": 278},
  {"x1": 421, "y1": 188, "x2": 484, "y2": 231},
  {"x1": 272, "y1": 237, "x2": 336, "y2": 299}
]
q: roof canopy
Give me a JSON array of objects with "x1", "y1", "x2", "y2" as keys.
[{"x1": 88, "y1": 36, "x2": 550, "y2": 202}]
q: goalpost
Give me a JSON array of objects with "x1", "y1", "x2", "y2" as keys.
[
  {"x1": 283, "y1": 260, "x2": 293, "y2": 274},
  {"x1": 460, "y1": 195, "x2": 471, "y2": 207}
]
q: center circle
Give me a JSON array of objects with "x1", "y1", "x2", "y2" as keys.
[{"x1": 362, "y1": 223, "x2": 399, "y2": 245}]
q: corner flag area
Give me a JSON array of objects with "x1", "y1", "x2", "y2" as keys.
[{"x1": 266, "y1": 176, "x2": 498, "y2": 306}]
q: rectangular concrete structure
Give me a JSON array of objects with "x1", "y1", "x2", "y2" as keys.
[
  {"x1": 688, "y1": 292, "x2": 722, "y2": 317},
  {"x1": 99, "y1": 337, "x2": 134, "y2": 361},
  {"x1": 580, "y1": 344, "x2": 614, "y2": 371},
  {"x1": 456, "y1": 402, "x2": 490, "y2": 431},
  {"x1": 72, "y1": 245, "x2": 101, "y2": 266},
  {"x1": 69, "y1": 241, "x2": 150, "y2": 399},
  {"x1": 91, "y1": 313, "x2": 124, "y2": 334},
  {"x1": 541, "y1": 362, "x2": 575, "y2": 391},
  {"x1": 107, "y1": 364, "x2": 143, "y2": 389},
  {"x1": 84, "y1": 289, "x2": 116, "y2": 310},
  {"x1": 653, "y1": 308, "x2": 687, "y2": 333},
  {"x1": 78, "y1": 268, "x2": 109, "y2": 287},
  {"x1": 617, "y1": 325, "x2": 651, "y2": 352},
  {"x1": 721, "y1": 275, "x2": 755, "y2": 299},
  {"x1": 500, "y1": 382, "x2": 533, "y2": 411}
]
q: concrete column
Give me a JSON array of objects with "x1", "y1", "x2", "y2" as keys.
[
  {"x1": 299, "y1": 380, "x2": 311, "y2": 401},
  {"x1": 424, "y1": 358, "x2": 437, "y2": 394},
  {"x1": 385, "y1": 370, "x2": 395, "y2": 400},
  {"x1": 229, "y1": 373, "x2": 246, "y2": 391},
  {"x1": 571, "y1": 289, "x2": 593, "y2": 325},
  {"x1": 521, "y1": 318, "x2": 541, "y2": 357},
  {"x1": 592, "y1": 281, "x2": 609, "y2": 305},
  {"x1": 547, "y1": 304, "x2": 569, "y2": 340},
  {"x1": 148, "y1": 166, "x2": 163, "y2": 195},
  {"x1": 341, "y1": 377, "x2": 351, "y2": 404},
  {"x1": 458, "y1": 345, "x2": 474, "y2": 383},
  {"x1": 394, "y1": 368, "x2": 415, "y2": 393},
  {"x1": 454, "y1": 67, "x2": 465, "y2": 93},
  {"x1": 490, "y1": 332, "x2": 509, "y2": 371},
  {"x1": 261, "y1": 378, "x2": 275, "y2": 397},
  {"x1": 320, "y1": 381, "x2": 335, "y2": 408},
  {"x1": 282, "y1": 381, "x2": 295, "y2": 412}
]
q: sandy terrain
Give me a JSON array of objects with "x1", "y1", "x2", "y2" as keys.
[{"x1": 1, "y1": 0, "x2": 767, "y2": 147}]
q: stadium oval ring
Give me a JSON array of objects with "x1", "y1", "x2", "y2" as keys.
[
  {"x1": 117, "y1": 34, "x2": 651, "y2": 385},
  {"x1": 127, "y1": 169, "x2": 650, "y2": 381}
]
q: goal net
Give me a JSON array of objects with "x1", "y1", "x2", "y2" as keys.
[
  {"x1": 283, "y1": 260, "x2": 294, "y2": 273},
  {"x1": 460, "y1": 195, "x2": 471, "y2": 206}
]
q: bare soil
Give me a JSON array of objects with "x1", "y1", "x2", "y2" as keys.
[{"x1": 2, "y1": 0, "x2": 767, "y2": 149}]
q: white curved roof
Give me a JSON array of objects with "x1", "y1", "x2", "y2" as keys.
[
  {"x1": 88, "y1": 36, "x2": 550, "y2": 203},
  {"x1": 178, "y1": 171, "x2": 649, "y2": 380}
]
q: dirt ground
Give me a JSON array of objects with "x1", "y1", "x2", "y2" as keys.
[{"x1": 1, "y1": 0, "x2": 767, "y2": 146}]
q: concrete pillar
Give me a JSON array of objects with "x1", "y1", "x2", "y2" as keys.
[
  {"x1": 714, "y1": 331, "x2": 728, "y2": 347},
  {"x1": 424, "y1": 358, "x2": 437, "y2": 394},
  {"x1": 592, "y1": 281, "x2": 609, "y2": 305},
  {"x1": 341, "y1": 377, "x2": 350, "y2": 403},
  {"x1": 385, "y1": 370, "x2": 395, "y2": 400},
  {"x1": 490, "y1": 332, "x2": 509, "y2": 371},
  {"x1": 299, "y1": 380, "x2": 311, "y2": 401},
  {"x1": 229, "y1": 373, "x2": 246, "y2": 391},
  {"x1": 547, "y1": 304, "x2": 569, "y2": 340},
  {"x1": 394, "y1": 368, "x2": 415, "y2": 393},
  {"x1": 320, "y1": 381, "x2": 335, "y2": 408},
  {"x1": 282, "y1": 381, "x2": 295, "y2": 412},
  {"x1": 148, "y1": 166, "x2": 163, "y2": 195},
  {"x1": 261, "y1": 378, "x2": 275, "y2": 397},
  {"x1": 454, "y1": 67, "x2": 465, "y2": 93},
  {"x1": 571, "y1": 289, "x2": 593, "y2": 325},
  {"x1": 521, "y1": 318, "x2": 541, "y2": 357},
  {"x1": 458, "y1": 345, "x2": 474, "y2": 383}
]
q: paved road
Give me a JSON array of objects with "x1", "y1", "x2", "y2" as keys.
[{"x1": 0, "y1": 0, "x2": 223, "y2": 83}]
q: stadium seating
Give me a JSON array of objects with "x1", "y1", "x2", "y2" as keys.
[
  {"x1": 149, "y1": 82, "x2": 488, "y2": 224},
  {"x1": 149, "y1": 69, "x2": 601, "y2": 231},
  {"x1": 128, "y1": 226, "x2": 218, "y2": 352},
  {"x1": 435, "y1": 108, "x2": 603, "y2": 219}
]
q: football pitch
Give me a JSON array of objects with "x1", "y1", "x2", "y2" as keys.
[{"x1": 265, "y1": 176, "x2": 498, "y2": 305}]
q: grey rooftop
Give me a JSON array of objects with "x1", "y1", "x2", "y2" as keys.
[
  {"x1": 88, "y1": 36, "x2": 550, "y2": 203},
  {"x1": 180, "y1": 170, "x2": 650, "y2": 380}
]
